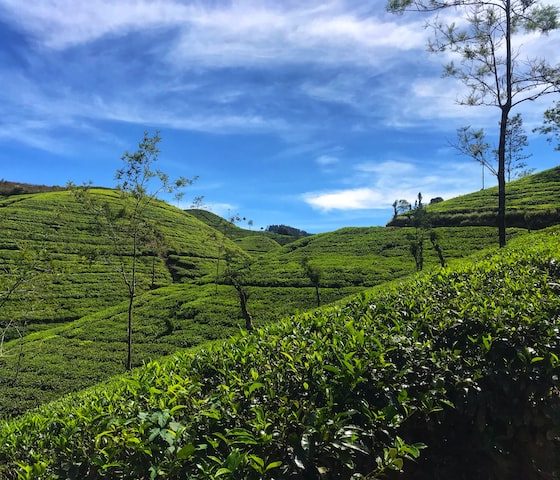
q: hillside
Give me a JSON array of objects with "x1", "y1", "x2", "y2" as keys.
[
  {"x1": 0, "y1": 282, "x2": 360, "y2": 417},
  {"x1": 0, "y1": 180, "x2": 64, "y2": 197},
  {"x1": 0, "y1": 223, "x2": 521, "y2": 417},
  {"x1": 2, "y1": 226, "x2": 558, "y2": 479},
  {"x1": 249, "y1": 225, "x2": 523, "y2": 287},
  {"x1": 0, "y1": 189, "x2": 245, "y2": 335},
  {"x1": 388, "y1": 166, "x2": 560, "y2": 228},
  {"x1": 186, "y1": 208, "x2": 303, "y2": 247}
]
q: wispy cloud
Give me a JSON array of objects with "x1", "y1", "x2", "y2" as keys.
[
  {"x1": 0, "y1": 0, "x2": 428, "y2": 66},
  {"x1": 315, "y1": 155, "x2": 339, "y2": 166},
  {"x1": 303, "y1": 159, "x2": 484, "y2": 211}
]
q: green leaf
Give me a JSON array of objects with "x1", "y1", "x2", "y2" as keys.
[{"x1": 177, "y1": 443, "x2": 196, "y2": 460}]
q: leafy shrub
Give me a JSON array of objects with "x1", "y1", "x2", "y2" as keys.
[{"x1": 1, "y1": 229, "x2": 559, "y2": 479}]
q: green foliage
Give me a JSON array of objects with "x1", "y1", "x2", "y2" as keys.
[
  {"x1": 0, "y1": 283, "x2": 358, "y2": 418},
  {"x1": 536, "y1": 101, "x2": 560, "y2": 151},
  {"x1": 249, "y1": 225, "x2": 521, "y2": 287},
  {"x1": 0, "y1": 190, "x2": 244, "y2": 334},
  {"x1": 1, "y1": 228, "x2": 559, "y2": 479}
]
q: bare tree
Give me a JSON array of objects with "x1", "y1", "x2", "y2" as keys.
[
  {"x1": 72, "y1": 132, "x2": 193, "y2": 370},
  {"x1": 301, "y1": 257, "x2": 322, "y2": 307},
  {"x1": 222, "y1": 249, "x2": 254, "y2": 331}
]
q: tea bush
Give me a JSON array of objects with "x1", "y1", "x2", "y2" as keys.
[{"x1": 1, "y1": 228, "x2": 559, "y2": 479}]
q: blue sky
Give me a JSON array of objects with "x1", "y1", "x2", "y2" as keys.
[{"x1": 0, "y1": 0, "x2": 559, "y2": 232}]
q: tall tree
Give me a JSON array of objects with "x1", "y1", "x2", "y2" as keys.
[
  {"x1": 72, "y1": 132, "x2": 192, "y2": 370},
  {"x1": 388, "y1": 0, "x2": 560, "y2": 246}
]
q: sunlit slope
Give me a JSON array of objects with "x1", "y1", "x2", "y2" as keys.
[
  {"x1": 249, "y1": 225, "x2": 523, "y2": 287},
  {"x1": 0, "y1": 282, "x2": 359, "y2": 417},
  {"x1": 389, "y1": 166, "x2": 560, "y2": 228},
  {"x1": 0, "y1": 189, "x2": 243, "y2": 333},
  {"x1": 186, "y1": 208, "x2": 297, "y2": 247},
  {"x1": 2, "y1": 228, "x2": 559, "y2": 479}
]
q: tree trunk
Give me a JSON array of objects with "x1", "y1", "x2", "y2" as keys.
[
  {"x1": 315, "y1": 284, "x2": 321, "y2": 308},
  {"x1": 126, "y1": 293, "x2": 134, "y2": 370},
  {"x1": 238, "y1": 287, "x2": 253, "y2": 331},
  {"x1": 497, "y1": 108, "x2": 509, "y2": 248},
  {"x1": 498, "y1": 0, "x2": 512, "y2": 249}
]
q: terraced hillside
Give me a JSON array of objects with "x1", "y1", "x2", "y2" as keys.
[
  {"x1": 388, "y1": 165, "x2": 560, "y2": 228},
  {"x1": 0, "y1": 224, "x2": 519, "y2": 418},
  {"x1": 0, "y1": 282, "x2": 359, "y2": 417},
  {"x1": 0, "y1": 189, "x2": 244, "y2": 334},
  {"x1": 249, "y1": 225, "x2": 523, "y2": 287},
  {"x1": 2, "y1": 227, "x2": 558, "y2": 479}
]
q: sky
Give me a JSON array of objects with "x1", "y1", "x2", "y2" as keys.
[{"x1": 0, "y1": 0, "x2": 559, "y2": 232}]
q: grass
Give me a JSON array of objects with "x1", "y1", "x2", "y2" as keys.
[{"x1": 1, "y1": 226, "x2": 559, "y2": 479}]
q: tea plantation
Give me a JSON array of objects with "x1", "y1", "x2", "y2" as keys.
[
  {"x1": 1, "y1": 227, "x2": 559, "y2": 479},
  {"x1": 1, "y1": 167, "x2": 560, "y2": 479},
  {"x1": 0, "y1": 189, "x2": 243, "y2": 334},
  {"x1": 0, "y1": 283, "x2": 360, "y2": 417},
  {"x1": 0, "y1": 193, "x2": 520, "y2": 418},
  {"x1": 389, "y1": 166, "x2": 560, "y2": 228}
]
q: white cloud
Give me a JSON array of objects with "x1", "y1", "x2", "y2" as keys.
[
  {"x1": 305, "y1": 187, "x2": 385, "y2": 210},
  {"x1": 0, "y1": 0, "x2": 428, "y2": 68},
  {"x1": 315, "y1": 155, "x2": 339, "y2": 166},
  {"x1": 303, "y1": 159, "x2": 485, "y2": 211}
]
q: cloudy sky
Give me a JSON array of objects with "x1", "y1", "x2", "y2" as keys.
[{"x1": 1, "y1": 0, "x2": 559, "y2": 232}]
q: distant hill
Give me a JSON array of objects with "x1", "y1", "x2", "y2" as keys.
[
  {"x1": 186, "y1": 208, "x2": 304, "y2": 247},
  {"x1": 0, "y1": 180, "x2": 64, "y2": 196},
  {"x1": 388, "y1": 166, "x2": 560, "y2": 228},
  {"x1": 249, "y1": 225, "x2": 523, "y2": 287}
]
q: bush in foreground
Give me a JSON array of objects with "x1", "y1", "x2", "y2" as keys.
[{"x1": 1, "y1": 230, "x2": 559, "y2": 479}]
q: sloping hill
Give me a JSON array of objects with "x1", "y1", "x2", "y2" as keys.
[
  {"x1": 388, "y1": 166, "x2": 560, "y2": 228},
  {"x1": 0, "y1": 282, "x2": 360, "y2": 417},
  {"x1": 0, "y1": 189, "x2": 245, "y2": 334},
  {"x1": 2, "y1": 227, "x2": 558, "y2": 479},
  {"x1": 0, "y1": 223, "x2": 521, "y2": 417},
  {"x1": 186, "y1": 208, "x2": 301, "y2": 247},
  {"x1": 249, "y1": 225, "x2": 523, "y2": 287}
]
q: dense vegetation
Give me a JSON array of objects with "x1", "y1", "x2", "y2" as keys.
[
  {"x1": 0, "y1": 190, "x2": 242, "y2": 334},
  {"x1": 265, "y1": 224, "x2": 309, "y2": 238},
  {"x1": 0, "y1": 180, "x2": 64, "y2": 197},
  {"x1": 0, "y1": 283, "x2": 359, "y2": 417},
  {"x1": 249, "y1": 226, "x2": 523, "y2": 287},
  {"x1": 388, "y1": 166, "x2": 560, "y2": 228},
  {"x1": 0, "y1": 186, "x2": 529, "y2": 420},
  {"x1": 1, "y1": 227, "x2": 559, "y2": 479}
]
